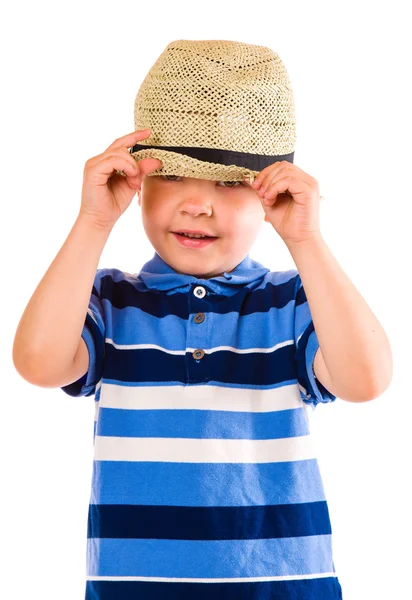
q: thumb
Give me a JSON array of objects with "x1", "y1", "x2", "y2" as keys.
[
  {"x1": 126, "y1": 157, "x2": 163, "y2": 190},
  {"x1": 135, "y1": 157, "x2": 163, "y2": 178}
]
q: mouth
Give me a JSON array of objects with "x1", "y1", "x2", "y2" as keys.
[
  {"x1": 172, "y1": 231, "x2": 218, "y2": 248},
  {"x1": 172, "y1": 230, "x2": 218, "y2": 239}
]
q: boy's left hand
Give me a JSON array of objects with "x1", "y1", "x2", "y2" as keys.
[{"x1": 244, "y1": 161, "x2": 322, "y2": 245}]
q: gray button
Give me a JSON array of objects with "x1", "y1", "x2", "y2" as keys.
[
  {"x1": 192, "y1": 349, "x2": 205, "y2": 360},
  {"x1": 194, "y1": 312, "x2": 205, "y2": 324},
  {"x1": 193, "y1": 286, "x2": 206, "y2": 298}
]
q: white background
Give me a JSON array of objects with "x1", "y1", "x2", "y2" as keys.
[{"x1": 2, "y1": 1, "x2": 410, "y2": 598}]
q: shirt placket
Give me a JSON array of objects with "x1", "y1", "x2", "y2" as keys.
[{"x1": 186, "y1": 284, "x2": 211, "y2": 384}]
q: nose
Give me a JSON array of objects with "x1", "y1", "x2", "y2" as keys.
[{"x1": 179, "y1": 188, "x2": 214, "y2": 217}]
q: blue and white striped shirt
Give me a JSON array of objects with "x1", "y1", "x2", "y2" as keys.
[{"x1": 62, "y1": 251, "x2": 343, "y2": 599}]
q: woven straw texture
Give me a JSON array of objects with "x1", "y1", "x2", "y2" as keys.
[{"x1": 130, "y1": 39, "x2": 296, "y2": 182}]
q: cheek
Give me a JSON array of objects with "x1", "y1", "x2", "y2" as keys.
[
  {"x1": 140, "y1": 199, "x2": 160, "y2": 233},
  {"x1": 222, "y1": 206, "x2": 259, "y2": 240},
  {"x1": 233, "y1": 198, "x2": 264, "y2": 225},
  {"x1": 143, "y1": 197, "x2": 167, "y2": 222}
]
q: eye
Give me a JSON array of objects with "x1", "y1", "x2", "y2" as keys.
[
  {"x1": 218, "y1": 181, "x2": 242, "y2": 188},
  {"x1": 160, "y1": 175, "x2": 243, "y2": 188},
  {"x1": 161, "y1": 175, "x2": 182, "y2": 181}
]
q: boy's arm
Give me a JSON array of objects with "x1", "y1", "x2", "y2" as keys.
[
  {"x1": 287, "y1": 233, "x2": 393, "y2": 402},
  {"x1": 12, "y1": 214, "x2": 113, "y2": 387}
]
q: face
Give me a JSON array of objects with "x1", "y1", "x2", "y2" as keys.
[{"x1": 137, "y1": 175, "x2": 268, "y2": 278}]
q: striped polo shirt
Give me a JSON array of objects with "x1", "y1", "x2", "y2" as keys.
[{"x1": 61, "y1": 251, "x2": 343, "y2": 600}]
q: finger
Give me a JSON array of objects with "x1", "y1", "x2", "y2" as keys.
[
  {"x1": 94, "y1": 146, "x2": 138, "y2": 166},
  {"x1": 264, "y1": 177, "x2": 311, "y2": 203},
  {"x1": 264, "y1": 176, "x2": 294, "y2": 199},
  {"x1": 254, "y1": 162, "x2": 315, "y2": 193},
  {"x1": 259, "y1": 166, "x2": 283, "y2": 196},
  {"x1": 115, "y1": 157, "x2": 163, "y2": 183},
  {"x1": 252, "y1": 161, "x2": 283, "y2": 189},
  {"x1": 96, "y1": 156, "x2": 140, "y2": 180},
  {"x1": 129, "y1": 157, "x2": 163, "y2": 179},
  {"x1": 86, "y1": 130, "x2": 153, "y2": 169},
  {"x1": 105, "y1": 128, "x2": 153, "y2": 153},
  {"x1": 272, "y1": 163, "x2": 315, "y2": 188}
]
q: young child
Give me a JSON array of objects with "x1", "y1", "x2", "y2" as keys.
[{"x1": 13, "y1": 39, "x2": 392, "y2": 600}]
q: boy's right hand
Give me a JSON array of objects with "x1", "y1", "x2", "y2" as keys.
[{"x1": 79, "y1": 129, "x2": 162, "y2": 229}]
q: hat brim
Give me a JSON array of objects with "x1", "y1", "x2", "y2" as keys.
[{"x1": 130, "y1": 148, "x2": 259, "y2": 183}]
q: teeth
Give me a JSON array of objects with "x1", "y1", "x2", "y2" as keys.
[{"x1": 180, "y1": 233, "x2": 209, "y2": 238}]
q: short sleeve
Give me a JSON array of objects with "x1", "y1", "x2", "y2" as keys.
[
  {"x1": 61, "y1": 269, "x2": 106, "y2": 398},
  {"x1": 293, "y1": 273, "x2": 337, "y2": 407}
]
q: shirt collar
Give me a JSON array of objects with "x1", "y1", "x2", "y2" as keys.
[{"x1": 139, "y1": 252, "x2": 270, "y2": 295}]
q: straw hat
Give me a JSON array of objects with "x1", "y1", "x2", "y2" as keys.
[{"x1": 122, "y1": 39, "x2": 296, "y2": 184}]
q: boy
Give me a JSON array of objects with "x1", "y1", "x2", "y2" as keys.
[{"x1": 13, "y1": 40, "x2": 392, "y2": 600}]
